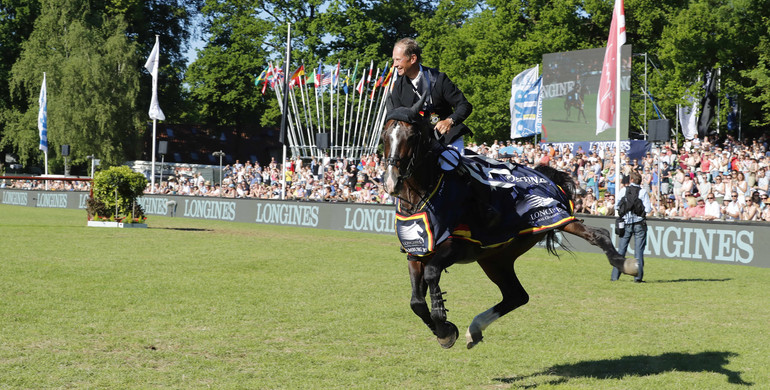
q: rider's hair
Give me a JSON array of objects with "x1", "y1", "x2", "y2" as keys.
[{"x1": 396, "y1": 38, "x2": 422, "y2": 63}]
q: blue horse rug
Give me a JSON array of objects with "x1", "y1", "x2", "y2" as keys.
[{"x1": 396, "y1": 152, "x2": 575, "y2": 257}]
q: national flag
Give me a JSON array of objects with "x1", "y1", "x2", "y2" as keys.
[
  {"x1": 366, "y1": 61, "x2": 374, "y2": 84},
  {"x1": 38, "y1": 73, "x2": 48, "y2": 153},
  {"x1": 342, "y1": 70, "x2": 351, "y2": 94},
  {"x1": 271, "y1": 63, "x2": 284, "y2": 88},
  {"x1": 347, "y1": 61, "x2": 359, "y2": 95},
  {"x1": 510, "y1": 66, "x2": 543, "y2": 139},
  {"x1": 308, "y1": 67, "x2": 317, "y2": 87},
  {"x1": 381, "y1": 66, "x2": 394, "y2": 87},
  {"x1": 595, "y1": 0, "x2": 625, "y2": 135},
  {"x1": 321, "y1": 71, "x2": 333, "y2": 86},
  {"x1": 332, "y1": 61, "x2": 340, "y2": 89},
  {"x1": 255, "y1": 68, "x2": 267, "y2": 86},
  {"x1": 289, "y1": 65, "x2": 305, "y2": 87},
  {"x1": 375, "y1": 64, "x2": 388, "y2": 87},
  {"x1": 144, "y1": 35, "x2": 166, "y2": 121},
  {"x1": 315, "y1": 64, "x2": 323, "y2": 86},
  {"x1": 370, "y1": 67, "x2": 380, "y2": 99},
  {"x1": 262, "y1": 64, "x2": 274, "y2": 95},
  {"x1": 356, "y1": 69, "x2": 365, "y2": 94}
]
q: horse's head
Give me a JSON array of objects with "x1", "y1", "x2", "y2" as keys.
[
  {"x1": 382, "y1": 119, "x2": 421, "y2": 195},
  {"x1": 381, "y1": 88, "x2": 431, "y2": 196}
]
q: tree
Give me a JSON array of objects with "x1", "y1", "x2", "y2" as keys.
[
  {"x1": 2, "y1": 0, "x2": 142, "y2": 168},
  {"x1": 414, "y1": 0, "x2": 609, "y2": 142},
  {"x1": 0, "y1": 0, "x2": 40, "y2": 113},
  {"x1": 655, "y1": 0, "x2": 770, "y2": 136}
]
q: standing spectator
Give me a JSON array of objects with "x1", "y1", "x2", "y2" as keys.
[{"x1": 612, "y1": 171, "x2": 652, "y2": 283}]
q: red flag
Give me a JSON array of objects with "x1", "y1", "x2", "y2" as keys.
[
  {"x1": 381, "y1": 66, "x2": 394, "y2": 87},
  {"x1": 262, "y1": 65, "x2": 274, "y2": 95},
  {"x1": 370, "y1": 67, "x2": 381, "y2": 99},
  {"x1": 356, "y1": 70, "x2": 365, "y2": 94},
  {"x1": 596, "y1": 0, "x2": 626, "y2": 135},
  {"x1": 289, "y1": 65, "x2": 305, "y2": 88}
]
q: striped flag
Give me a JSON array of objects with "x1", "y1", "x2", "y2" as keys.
[
  {"x1": 38, "y1": 73, "x2": 48, "y2": 153},
  {"x1": 289, "y1": 65, "x2": 305, "y2": 87},
  {"x1": 381, "y1": 66, "x2": 394, "y2": 87},
  {"x1": 595, "y1": 0, "x2": 625, "y2": 134}
]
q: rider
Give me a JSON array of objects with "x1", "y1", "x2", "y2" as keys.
[{"x1": 388, "y1": 38, "x2": 500, "y2": 227}]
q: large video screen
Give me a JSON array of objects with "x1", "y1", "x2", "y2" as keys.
[{"x1": 540, "y1": 45, "x2": 631, "y2": 143}]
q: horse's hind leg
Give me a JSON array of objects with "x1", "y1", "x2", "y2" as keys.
[
  {"x1": 465, "y1": 238, "x2": 538, "y2": 349},
  {"x1": 562, "y1": 220, "x2": 638, "y2": 276}
]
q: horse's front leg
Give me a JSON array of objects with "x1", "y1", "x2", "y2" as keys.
[
  {"x1": 422, "y1": 245, "x2": 461, "y2": 349},
  {"x1": 407, "y1": 259, "x2": 436, "y2": 335}
]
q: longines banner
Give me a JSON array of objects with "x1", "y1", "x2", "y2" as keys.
[{"x1": 2, "y1": 189, "x2": 768, "y2": 269}]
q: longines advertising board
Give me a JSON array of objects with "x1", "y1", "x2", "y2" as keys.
[{"x1": 2, "y1": 189, "x2": 767, "y2": 268}]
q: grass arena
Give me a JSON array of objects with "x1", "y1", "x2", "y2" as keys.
[{"x1": 1, "y1": 205, "x2": 768, "y2": 389}]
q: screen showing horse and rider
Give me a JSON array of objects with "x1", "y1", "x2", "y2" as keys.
[{"x1": 540, "y1": 45, "x2": 632, "y2": 143}]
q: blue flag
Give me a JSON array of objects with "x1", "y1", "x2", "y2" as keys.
[
  {"x1": 38, "y1": 73, "x2": 48, "y2": 153},
  {"x1": 510, "y1": 66, "x2": 542, "y2": 139}
]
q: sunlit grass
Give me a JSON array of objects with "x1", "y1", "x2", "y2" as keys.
[{"x1": 1, "y1": 205, "x2": 768, "y2": 388}]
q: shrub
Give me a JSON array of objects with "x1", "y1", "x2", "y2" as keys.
[{"x1": 87, "y1": 166, "x2": 147, "y2": 222}]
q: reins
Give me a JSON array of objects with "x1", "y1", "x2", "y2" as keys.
[{"x1": 391, "y1": 124, "x2": 442, "y2": 215}]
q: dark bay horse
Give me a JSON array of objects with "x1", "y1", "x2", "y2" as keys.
[
  {"x1": 381, "y1": 106, "x2": 638, "y2": 350},
  {"x1": 564, "y1": 81, "x2": 587, "y2": 123}
]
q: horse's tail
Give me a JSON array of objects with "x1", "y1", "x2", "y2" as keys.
[
  {"x1": 543, "y1": 230, "x2": 560, "y2": 257},
  {"x1": 534, "y1": 165, "x2": 576, "y2": 202}
]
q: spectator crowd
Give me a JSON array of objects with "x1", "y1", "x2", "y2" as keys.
[{"x1": 4, "y1": 133, "x2": 770, "y2": 222}]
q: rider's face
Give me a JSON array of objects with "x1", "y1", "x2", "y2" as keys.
[{"x1": 392, "y1": 45, "x2": 418, "y2": 79}]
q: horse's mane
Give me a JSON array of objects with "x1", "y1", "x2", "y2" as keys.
[{"x1": 534, "y1": 165, "x2": 576, "y2": 202}]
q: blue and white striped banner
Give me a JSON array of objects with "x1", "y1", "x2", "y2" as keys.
[
  {"x1": 510, "y1": 66, "x2": 542, "y2": 139},
  {"x1": 38, "y1": 73, "x2": 48, "y2": 153}
]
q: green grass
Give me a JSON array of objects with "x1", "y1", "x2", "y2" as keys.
[{"x1": 1, "y1": 204, "x2": 768, "y2": 389}]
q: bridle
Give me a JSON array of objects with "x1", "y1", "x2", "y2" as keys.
[{"x1": 385, "y1": 121, "x2": 424, "y2": 183}]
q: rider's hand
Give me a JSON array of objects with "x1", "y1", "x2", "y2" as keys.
[{"x1": 435, "y1": 118, "x2": 454, "y2": 135}]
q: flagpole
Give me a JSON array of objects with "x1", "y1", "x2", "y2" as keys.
[
  {"x1": 352, "y1": 69, "x2": 366, "y2": 158},
  {"x1": 335, "y1": 63, "x2": 341, "y2": 158},
  {"x1": 370, "y1": 72, "x2": 396, "y2": 152},
  {"x1": 360, "y1": 67, "x2": 379, "y2": 159},
  {"x1": 614, "y1": 35, "x2": 622, "y2": 198},
  {"x1": 280, "y1": 23, "x2": 291, "y2": 200},
  {"x1": 39, "y1": 72, "x2": 48, "y2": 176}
]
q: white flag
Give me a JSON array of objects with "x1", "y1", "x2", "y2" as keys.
[
  {"x1": 38, "y1": 73, "x2": 48, "y2": 153},
  {"x1": 144, "y1": 36, "x2": 165, "y2": 121},
  {"x1": 679, "y1": 96, "x2": 698, "y2": 140}
]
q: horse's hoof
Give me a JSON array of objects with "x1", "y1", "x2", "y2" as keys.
[
  {"x1": 465, "y1": 327, "x2": 483, "y2": 349},
  {"x1": 623, "y1": 258, "x2": 639, "y2": 277},
  {"x1": 437, "y1": 322, "x2": 459, "y2": 349}
]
